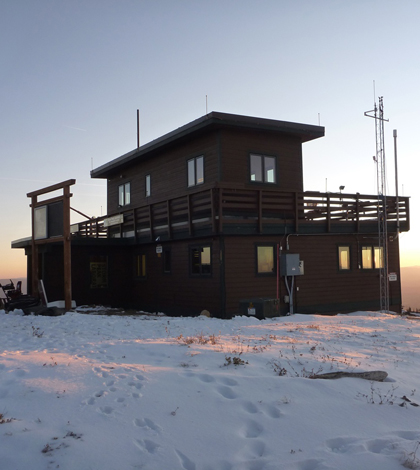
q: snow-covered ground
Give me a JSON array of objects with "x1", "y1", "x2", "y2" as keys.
[{"x1": 1, "y1": 308, "x2": 420, "y2": 470}]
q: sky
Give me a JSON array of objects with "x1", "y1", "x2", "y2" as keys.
[
  {"x1": 1, "y1": 308, "x2": 420, "y2": 469},
  {"x1": 1, "y1": 0, "x2": 419, "y2": 279}
]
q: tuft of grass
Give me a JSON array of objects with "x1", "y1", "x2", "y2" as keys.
[
  {"x1": 0, "y1": 413, "x2": 14, "y2": 424},
  {"x1": 403, "y1": 441, "x2": 420, "y2": 469},
  {"x1": 224, "y1": 356, "x2": 248, "y2": 366},
  {"x1": 176, "y1": 332, "x2": 220, "y2": 346},
  {"x1": 32, "y1": 326, "x2": 44, "y2": 338}
]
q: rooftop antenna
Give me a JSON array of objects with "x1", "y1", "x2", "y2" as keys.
[
  {"x1": 364, "y1": 95, "x2": 390, "y2": 313},
  {"x1": 206, "y1": 95, "x2": 208, "y2": 114},
  {"x1": 137, "y1": 109, "x2": 140, "y2": 148}
]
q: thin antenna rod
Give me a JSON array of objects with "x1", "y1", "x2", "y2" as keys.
[
  {"x1": 206, "y1": 95, "x2": 208, "y2": 114},
  {"x1": 137, "y1": 109, "x2": 140, "y2": 148}
]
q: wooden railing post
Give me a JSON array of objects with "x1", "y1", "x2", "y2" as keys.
[
  {"x1": 327, "y1": 194, "x2": 331, "y2": 232},
  {"x1": 356, "y1": 194, "x2": 360, "y2": 232}
]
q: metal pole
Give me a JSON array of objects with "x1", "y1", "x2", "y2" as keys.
[
  {"x1": 137, "y1": 109, "x2": 140, "y2": 148},
  {"x1": 393, "y1": 129, "x2": 400, "y2": 236}
]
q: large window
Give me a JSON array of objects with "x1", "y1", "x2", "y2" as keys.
[
  {"x1": 187, "y1": 156, "x2": 204, "y2": 187},
  {"x1": 256, "y1": 245, "x2": 275, "y2": 275},
  {"x1": 118, "y1": 182, "x2": 131, "y2": 206},
  {"x1": 250, "y1": 154, "x2": 276, "y2": 184},
  {"x1": 338, "y1": 246, "x2": 351, "y2": 270},
  {"x1": 362, "y1": 246, "x2": 384, "y2": 269},
  {"x1": 190, "y1": 245, "x2": 211, "y2": 276}
]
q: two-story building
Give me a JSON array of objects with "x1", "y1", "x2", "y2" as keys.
[{"x1": 13, "y1": 112, "x2": 409, "y2": 317}]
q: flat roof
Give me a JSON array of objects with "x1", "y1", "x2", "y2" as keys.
[{"x1": 91, "y1": 111, "x2": 325, "y2": 179}]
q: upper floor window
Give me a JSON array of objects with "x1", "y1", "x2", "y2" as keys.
[
  {"x1": 250, "y1": 154, "x2": 276, "y2": 184},
  {"x1": 338, "y1": 246, "x2": 351, "y2": 270},
  {"x1": 362, "y1": 246, "x2": 383, "y2": 269},
  {"x1": 145, "y1": 174, "x2": 151, "y2": 197},
  {"x1": 188, "y1": 156, "x2": 204, "y2": 187},
  {"x1": 118, "y1": 182, "x2": 131, "y2": 206}
]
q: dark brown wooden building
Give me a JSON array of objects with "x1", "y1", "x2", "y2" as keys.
[{"x1": 13, "y1": 112, "x2": 410, "y2": 317}]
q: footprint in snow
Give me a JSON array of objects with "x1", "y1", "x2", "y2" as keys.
[
  {"x1": 219, "y1": 377, "x2": 238, "y2": 386},
  {"x1": 198, "y1": 374, "x2": 215, "y2": 383},
  {"x1": 99, "y1": 406, "x2": 113, "y2": 415},
  {"x1": 134, "y1": 418, "x2": 161, "y2": 433},
  {"x1": 133, "y1": 438, "x2": 160, "y2": 454},
  {"x1": 241, "y1": 420, "x2": 264, "y2": 439},
  {"x1": 217, "y1": 386, "x2": 237, "y2": 400},
  {"x1": 175, "y1": 449, "x2": 196, "y2": 470}
]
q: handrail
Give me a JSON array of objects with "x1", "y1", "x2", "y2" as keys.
[{"x1": 72, "y1": 186, "x2": 410, "y2": 240}]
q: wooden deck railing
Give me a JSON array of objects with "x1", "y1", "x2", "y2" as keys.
[{"x1": 72, "y1": 185, "x2": 409, "y2": 240}]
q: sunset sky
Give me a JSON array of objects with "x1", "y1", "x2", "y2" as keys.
[{"x1": 1, "y1": 0, "x2": 419, "y2": 279}]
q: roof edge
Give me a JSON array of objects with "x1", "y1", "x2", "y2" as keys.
[{"x1": 91, "y1": 112, "x2": 324, "y2": 179}]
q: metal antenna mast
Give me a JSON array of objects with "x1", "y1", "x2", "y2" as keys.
[{"x1": 365, "y1": 96, "x2": 389, "y2": 312}]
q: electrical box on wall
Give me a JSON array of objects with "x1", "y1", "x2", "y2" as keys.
[{"x1": 280, "y1": 254, "x2": 302, "y2": 276}]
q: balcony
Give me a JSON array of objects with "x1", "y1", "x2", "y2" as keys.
[{"x1": 72, "y1": 183, "x2": 409, "y2": 242}]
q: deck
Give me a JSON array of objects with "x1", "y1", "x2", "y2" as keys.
[{"x1": 71, "y1": 184, "x2": 409, "y2": 242}]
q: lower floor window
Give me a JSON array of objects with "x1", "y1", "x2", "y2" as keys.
[
  {"x1": 338, "y1": 246, "x2": 351, "y2": 270},
  {"x1": 362, "y1": 246, "x2": 383, "y2": 269},
  {"x1": 90, "y1": 255, "x2": 108, "y2": 288},
  {"x1": 190, "y1": 245, "x2": 211, "y2": 275},
  {"x1": 136, "y1": 254, "x2": 147, "y2": 278},
  {"x1": 257, "y1": 245, "x2": 275, "y2": 274},
  {"x1": 163, "y1": 249, "x2": 171, "y2": 274}
]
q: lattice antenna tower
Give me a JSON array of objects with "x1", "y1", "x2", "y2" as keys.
[{"x1": 364, "y1": 96, "x2": 389, "y2": 312}]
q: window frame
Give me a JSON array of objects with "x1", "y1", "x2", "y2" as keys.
[
  {"x1": 118, "y1": 182, "x2": 131, "y2": 207},
  {"x1": 189, "y1": 244, "x2": 212, "y2": 277},
  {"x1": 255, "y1": 243, "x2": 276, "y2": 276},
  {"x1": 187, "y1": 155, "x2": 204, "y2": 188},
  {"x1": 338, "y1": 245, "x2": 351, "y2": 271},
  {"x1": 249, "y1": 153, "x2": 277, "y2": 184}
]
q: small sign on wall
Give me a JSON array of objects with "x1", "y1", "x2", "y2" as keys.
[
  {"x1": 389, "y1": 272, "x2": 398, "y2": 282},
  {"x1": 156, "y1": 245, "x2": 163, "y2": 254},
  {"x1": 104, "y1": 214, "x2": 124, "y2": 227}
]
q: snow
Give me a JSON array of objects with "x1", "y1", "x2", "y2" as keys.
[{"x1": 1, "y1": 309, "x2": 420, "y2": 470}]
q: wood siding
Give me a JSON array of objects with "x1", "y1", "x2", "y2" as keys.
[
  {"x1": 106, "y1": 131, "x2": 219, "y2": 215},
  {"x1": 219, "y1": 128, "x2": 303, "y2": 191}
]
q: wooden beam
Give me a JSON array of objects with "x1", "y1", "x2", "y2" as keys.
[
  {"x1": 63, "y1": 185, "x2": 72, "y2": 310},
  {"x1": 27, "y1": 179, "x2": 76, "y2": 198}
]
